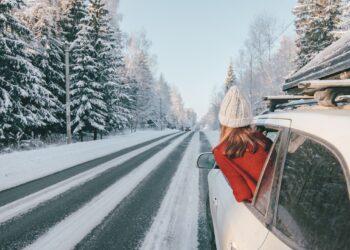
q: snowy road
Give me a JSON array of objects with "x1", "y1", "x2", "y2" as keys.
[{"x1": 0, "y1": 131, "x2": 217, "y2": 250}]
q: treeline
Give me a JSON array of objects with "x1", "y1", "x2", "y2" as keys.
[
  {"x1": 202, "y1": 0, "x2": 349, "y2": 129},
  {"x1": 0, "y1": 0, "x2": 196, "y2": 148}
]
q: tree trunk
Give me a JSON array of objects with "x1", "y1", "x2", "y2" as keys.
[{"x1": 94, "y1": 129, "x2": 97, "y2": 140}]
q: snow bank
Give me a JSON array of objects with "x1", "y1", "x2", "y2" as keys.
[{"x1": 0, "y1": 129, "x2": 176, "y2": 191}]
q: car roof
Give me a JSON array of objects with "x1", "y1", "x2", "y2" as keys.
[{"x1": 255, "y1": 109, "x2": 350, "y2": 172}]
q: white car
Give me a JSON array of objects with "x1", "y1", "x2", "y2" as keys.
[{"x1": 197, "y1": 83, "x2": 350, "y2": 250}]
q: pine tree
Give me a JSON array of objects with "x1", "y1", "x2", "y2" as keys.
[
  {"x1": 102, "y1": 26, "x2": 132, "y2": 132},
  {"x1": 60, "y1": 0, "x2": 87, "y2": 43},
  {"x1": 70, "y1": 20, "x2": 107, "y2": 141},
  {"x1": 224, "y1": 60, "x2": 237, "y2": 93},
  {"x1": 21, "y1": 1, "x2": 65, "y2": 134},
  {"x1": 0, "y1": 0, "x2": 59, "y2": 144},
  {"x1": 294, "y1": 0, "x2": 342, "y2": 69},
  {"x1": 339, "y1": 0, "x2": 350, "y2": 34},
  {"x1": 87, "y1": 0, "x2": 132, "y2": 132}
]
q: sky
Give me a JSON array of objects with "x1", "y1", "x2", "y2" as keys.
[{"x1": 118, "y1": 0, "x2": 297, "y2": 119}]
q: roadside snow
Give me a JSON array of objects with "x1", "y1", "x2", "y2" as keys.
[
  {"x1": 24, "y1": 133, "x2": 188, "y2": 250},
  {"x1": 203, "y1": 130, "x2": 220, "y2": 148},
  {"x1": 0, "y1": 130, "x2": 176, "y2": 191},
  {"x1": 141, "y1": 132, "x2": 200, "y2": 250},
  {"x1": 0, "y1": 133, "x2": 181, "y2": 224}
]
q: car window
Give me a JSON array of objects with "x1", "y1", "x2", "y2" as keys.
[
  {"x1": 275, "y1": 132, "x2": 350, "y2": 249},
  {"x1": 254, "y1": 129, "x2": 281, "y2": 216}
]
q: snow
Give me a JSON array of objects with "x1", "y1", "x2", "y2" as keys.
[
  {"x1": 0, "y1": 133, "x2": 180, "y2": 224},
  {"x1": 203, "y1": 130, "x2": 220, "y2": 148},
  {"x1": 140, "y1": 132, "x2": 200, "y2": 250},
  {"x1": 24, "y1": 133, "x2": 188, "y2": 250},
  {"x1": 0, "y1": 129, "x2": 176, "y2": 191}
]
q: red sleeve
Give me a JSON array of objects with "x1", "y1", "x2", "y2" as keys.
[{"x1": 213, "y1": 148, "x2": 253, "y2": 202}]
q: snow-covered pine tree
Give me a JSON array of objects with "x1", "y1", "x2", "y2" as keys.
[
  {"x1": 323, "y1": 0, "x2": 342, "y2": 39},
  {"x1": 87, "y1": 0, "x2": 132, "y2": 132},
  {"x1": 339, "y1": 0, "x2": 350, "y2": 34},
  {"x1": 60, "y1": 0, "x2": 87, "y2": 43},
  {"x1": 70, "y1": 19, "x2": 107, "y2": 141},
  {"x1": 103, "y1": 38, "x2": 132, "y2": 132},
  {"x1": 224, "y1": 60, "x2": 237, "y2": 93},
  {"x1": 294, "y1": 0, "x2": 342, "y2": 70},
  {"x1": 0, "y1": 0, "x2": 59, "y2": 145},
  {"x1": 124, "y1": 75, "x2": 138, "y2": 132},
  {"x1": 20, "y1": 1, "x2": 66, "y2": 134}
]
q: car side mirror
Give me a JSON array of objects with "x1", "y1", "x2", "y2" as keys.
[{"x1": 197, "y1": 152, "x2": 216, "y2": 169}]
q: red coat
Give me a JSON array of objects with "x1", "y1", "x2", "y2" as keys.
[{"x1": 213, "y1": 132, "x2": 272, "y2": 203}]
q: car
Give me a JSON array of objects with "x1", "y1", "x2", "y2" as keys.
[
  {"x1": 197, "y1": 81, "x2": 350, "y2": 250},
  {"x1": 185, "y1": 127, "x2": 191, "y2": 131}
]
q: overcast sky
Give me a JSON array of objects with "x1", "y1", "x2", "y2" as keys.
[{"x1": 118, "y1": 0, "x2": 297, "y2": 119}]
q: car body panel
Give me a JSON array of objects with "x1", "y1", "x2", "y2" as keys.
[
  {"x1": 260, "y1": 233, "x2": 291, "y2": 250},
  {"x1": 209, "y1": 170, "x2": 269, "y2": 250}
]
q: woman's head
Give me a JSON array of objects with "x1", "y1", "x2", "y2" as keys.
[
  {"x1": 218, "y1": 86, "x2": 252, "y2": 129},
  {"x1": 218, "y1": 87, "x2": 267, "y2": 158}
]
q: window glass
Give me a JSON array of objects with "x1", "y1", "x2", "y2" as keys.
[
  {"x1": 276, "y1": 132, "x2": 350, "y2": 249},
  {"x1": 254, "y1": 130, "x2": 280, "y2": 215}
]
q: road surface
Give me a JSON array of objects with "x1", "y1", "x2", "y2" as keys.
[{"x1": 0, "y1": 131, "x2": 217, "y2": 250}]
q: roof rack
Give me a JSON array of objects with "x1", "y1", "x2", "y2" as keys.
[
  {"x1": 263, "y1": 79, "x2": 350, "y2": 112},
  {"x1": 263, "y1": 95, "x2": 314, "y2": 111},
  {"x1": 298, "y1": 79, "x2": 350, "y2": 94}
]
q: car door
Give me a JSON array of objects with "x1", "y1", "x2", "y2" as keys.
[
  {"x1": 261, "y1": 130, "x2": 350, "y2": 250},
  {"x1": 210, "y1": 119, "x2": 291, "y2": 250}
]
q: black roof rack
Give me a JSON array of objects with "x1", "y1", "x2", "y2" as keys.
[{"x1": 263, "y1": 79, "x2": 350, "y2": 112}]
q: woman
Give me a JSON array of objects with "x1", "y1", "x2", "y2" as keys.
[{"x1": 213, "y1": 86, "x2": 272, "y2": 203}]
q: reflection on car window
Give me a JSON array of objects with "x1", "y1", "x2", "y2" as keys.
[
  {"x1": 276, "y1": 132, "x2": 350, "y2": 249},
  {"x1": 254, "y1": 130, "x2": 280, "y2": 216}
]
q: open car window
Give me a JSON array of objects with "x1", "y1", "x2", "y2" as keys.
[{"x1": 252, "y1": 127, "x2": 281, "y2": 216}]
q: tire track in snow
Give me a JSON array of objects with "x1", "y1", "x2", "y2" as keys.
[
  {"x1": 140, "y1": 132, "x2": 200, "y2": 250},
  {"x1": 0, "y1": 132, "x2": 178, "y2": 207},
  {"x1": 0, "y1": 133, "x2": 186, "y2": 250},
  {"x1": 74, "y1": 132, "x2": 195, "y2": 250},
  {"x1": 198, "y1": 132, "x2": 216, "y2": 250}
]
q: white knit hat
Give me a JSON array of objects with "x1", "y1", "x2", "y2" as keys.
[{"x1": 219, "y1": 86, "x2": 253, "y2": 128}]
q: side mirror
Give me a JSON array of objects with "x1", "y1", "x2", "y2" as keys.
[{"x1": 197, "y1": 152, "x2": 217, "y2": 169}]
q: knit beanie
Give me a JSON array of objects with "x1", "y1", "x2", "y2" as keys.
[{"x1": 219, "y1": 86, "x2": 253, "y2": 128}]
